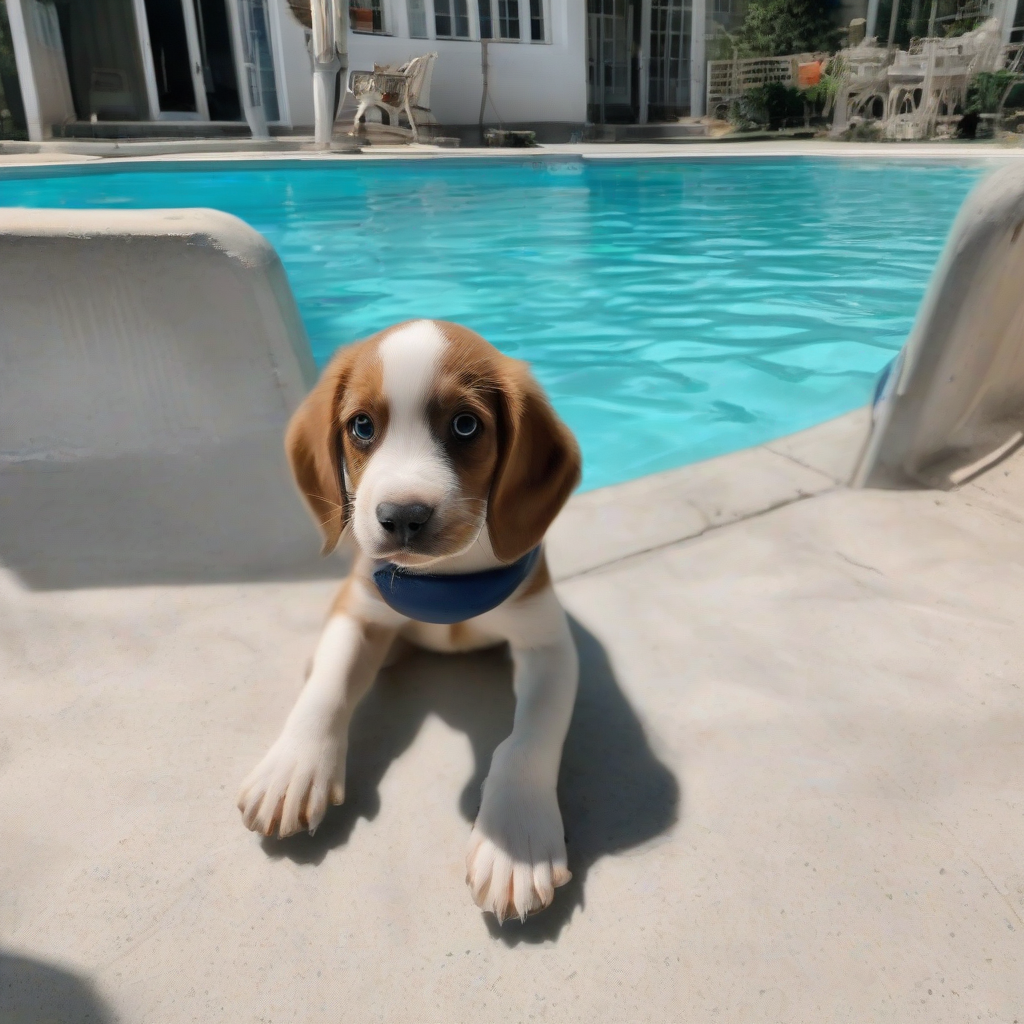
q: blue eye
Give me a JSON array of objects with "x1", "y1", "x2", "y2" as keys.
[
  {"x1": 452, "y1": 413, "x2": 479, "y2": 439},
  {"x1": 350, "y1": 414, "x2": 375, "y2": 442}
]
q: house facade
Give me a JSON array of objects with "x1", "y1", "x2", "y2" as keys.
[
  {"x1": 587, "y1": 0, "x2": 746, "y2": 124},
  {"x1": 0, "y1": 0, "x2": 587, "y2": 139},
  {"x1": 0, "y1": 0, "x2": 751, "y2": 142}
]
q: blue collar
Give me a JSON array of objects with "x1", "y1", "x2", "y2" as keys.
[{"x1": 371, "y1": 546, "x2": 541, "y2": 624}]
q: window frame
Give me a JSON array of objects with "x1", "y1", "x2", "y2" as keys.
[
  {"x1": 476, "y1": 0, "x2": 547, "y2": 42},
  {"x1": 400, "y1": 0, "x2": 549, "y2": 42},
  {"x1": 496, "y1": 0, "x2": 521, "y2": 40},
  {"x1": 407, "y1": 0, "x2": 430, "y2": 37},
  {"x1": 477, "y1": 0, "x2": 494, "y2": 38},
  {"x1": 434, "y1": 0, "x2": 472, "y2": 39},
  {"x1": 349, "y1": 0, "x2": 391, "y2": 35},
  {"x1": 528, "y1": 0, "x2": 544, "y2": 41}
]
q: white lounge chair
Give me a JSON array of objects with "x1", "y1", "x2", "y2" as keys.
[{"x1": 854, "y1": 164, "x2": 1024, "y2": 488}]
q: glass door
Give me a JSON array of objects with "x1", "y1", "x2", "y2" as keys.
[
  {"x1": 192, "y1": 0, "x2": 241, "y2": 120},
  {"x1": 648, "y1": 0, "x2": 690, "y2": 118},
  {"x1": 141, "y1": 0, "x2": 209, "y2": 118},
  {"x1": 587, "y1": 0, "x2": 634, "y2": 123},
  {"x1": 239, "y1": 0, "x2": 279, "y2": 122}
]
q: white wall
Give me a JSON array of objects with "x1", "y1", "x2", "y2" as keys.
[
  {"x1": 272, "y1": 0, "x2": 316, "y2": 128},
  {"x1": 271, "y1": 0, "x2": 586, "y2": 129}
]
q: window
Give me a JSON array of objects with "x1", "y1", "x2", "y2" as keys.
[
  {"x1": 649, "y1": 0, "x2": 690, "y2": 113},
  {"x1": 497, "y1": 0, "x2": 520, "y2": 38},
  {"x1": 476, "y1": 0, "x2": 545, "y2": 41},
  {"x1": 478, "y1": 0, "x2": 493, "y2": 37},
  {"x1": 529, "y1": 0, "x2": 543, "y2": 40},
  {"x1": 349, "y1": 0, "x2": 385, "y2": 34},
  {"x1": 246, "y1": 0, "x2": 281, "y2": 120},
  {"x1": 408, "y1": 0, "x2": 429, "y2": 36},
  {"x1": 435, "y1": 0, "x2": 470, "y2": 37}
]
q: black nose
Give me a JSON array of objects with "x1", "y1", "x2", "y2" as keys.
[{"x1": 376, "y1": 502, "x2": 434, "y2": 547}]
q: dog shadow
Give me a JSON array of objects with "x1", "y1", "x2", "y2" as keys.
[{"x1": 261, "y1": 617, "x2": 680, "y2": 945}]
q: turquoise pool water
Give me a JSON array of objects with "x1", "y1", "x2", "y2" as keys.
[{"x1": 0, "y1": 157, "x2": 990, "y2": 491}]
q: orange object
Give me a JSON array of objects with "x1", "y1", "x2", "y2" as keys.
[
  {"x1": 351, "y1": 6, "x2": 375, "y2": 31},
  {"x1": 798, "y1": 61, "x2": 823, "y2": 89}
]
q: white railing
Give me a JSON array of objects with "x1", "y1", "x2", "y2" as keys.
[{"x1": 706, "y1": 53, "x2": 827, "y2": 115}]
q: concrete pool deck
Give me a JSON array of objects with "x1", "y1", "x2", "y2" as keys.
[
  {"x1": 2, "y1": 137, "x2": 1024, "y2": 171},
  {"x1": 2, "y1": 406, "x2": 1023, "y2": 1023}
]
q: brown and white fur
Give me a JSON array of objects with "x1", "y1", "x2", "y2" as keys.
[{"x1": 237, "y1": 319, "x2": 582, "y2": 923}]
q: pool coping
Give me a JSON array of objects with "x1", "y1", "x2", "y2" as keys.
[
  {"x1": 547, "y1": 406, "x2": 870, "y2": 582},
  {"x1": 1, "y1": 139, "x2": 1024, "y2": 177}
]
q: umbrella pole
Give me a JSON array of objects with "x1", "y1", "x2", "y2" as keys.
[{"x1": 310, "y1": 0, "x2": 348, "y2": 148}]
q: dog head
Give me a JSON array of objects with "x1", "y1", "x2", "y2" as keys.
[{"x1": 286, "y1": 319, "x2": 581, "y2": 568}]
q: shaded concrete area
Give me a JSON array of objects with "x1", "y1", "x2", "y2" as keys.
[
  {"x1": 0, "y1": 950, "x2": 112, "y2": 1024},
  {"x1": 0, "y1": 434, "x2": 335, "y2": 589},
  {"x1": 1, "y1": 412, "x2": 1021, "y2": 1022}
]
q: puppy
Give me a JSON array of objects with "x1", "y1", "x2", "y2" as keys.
[{"x1": 238, "y1": 319, "x2": 582, "y2": 922}]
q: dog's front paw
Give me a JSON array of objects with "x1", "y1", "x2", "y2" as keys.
[
  {"x1": 237, "y1": 731, "x2": 345, "y2": 838},
  {"x1": 465, "y1": 776, "x2": 571, "y2": 923}
]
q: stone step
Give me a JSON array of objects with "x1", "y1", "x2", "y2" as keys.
[{"x1": 588, "y1": 121, "x2": 710, "y2": 142}]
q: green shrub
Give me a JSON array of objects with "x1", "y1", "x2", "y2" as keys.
[
  {"x1": 944, "y1": 16, "x2": 982, "y2": 37},
  {"x1": 727, "y1": 99, "x2": 761, "y2": 130},
  {"x1": 707, "y1": 32, "x2": 736, "y2": 62},
  {"x1": 1004, "y1": 82, "x2": 1024, "y2": 109},
  {"x1": 966, "y1": 71, "x2": 1019, "y2": 115},
  {"x1": 731, "y1": 82, "x2": 806, "y2": 129},
  {"x1": 802, "y1": 54, "x2": 848, "y2": 117},
  {"x1": 842, "y1": 120, "x2": 884, "y2": 141},
  {"x1": 734, "y1": 0, "x2": 839, "y2": 58}
]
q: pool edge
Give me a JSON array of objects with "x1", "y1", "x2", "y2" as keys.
[
  {"x1": 547, "y1": 406, "x2": 869, "y2": 581},
  {"x1": 2, "y1": 139, "x2": 1024, "y2": 180}
]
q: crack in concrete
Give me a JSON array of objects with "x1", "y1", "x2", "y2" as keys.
[
  {"x1": 556, "y1": 484, "x2": 838, "y2": 584},
  {"x1": 835, "y1": 551, "x2": 885, "y2": 576},
  {"x1": 764, "y1": 444, "x2": 844, "y2": 485}
]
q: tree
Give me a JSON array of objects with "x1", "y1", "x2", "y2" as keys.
[{"x1": 734, "y1": 0, "x2": 839, "y2": 57}]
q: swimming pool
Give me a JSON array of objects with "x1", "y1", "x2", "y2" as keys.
[{"x1": 0, "y1": 157, "x2": 991, "y2": 491}]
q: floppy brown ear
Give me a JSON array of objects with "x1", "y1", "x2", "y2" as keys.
[
  {"x1": 487, "y1": 360, "x2": 582, "y2": 563},
  {"x1": 285, "y1": 347, "x2": 355, "y2": 555}
]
